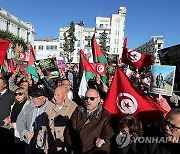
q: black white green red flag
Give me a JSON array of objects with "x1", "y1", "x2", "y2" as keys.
[{"x1": 92, "y1": 33, "x2": 108, "y2": 83}]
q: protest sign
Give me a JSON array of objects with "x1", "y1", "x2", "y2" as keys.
[
  {"x1": 150, "y1": 65, "x2": 176, "y2": 96},
  {"x1": 37, "y1": 57, "x2": 59, "y2": 79}
]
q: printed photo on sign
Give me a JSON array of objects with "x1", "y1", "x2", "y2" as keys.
[
  {"x1": 37, "y1": 57, "x2": 59, "y2": 79},
  {"x1": 17, "y1": 61, "x2": 28, "y2": 75},
  {"x1": 150, "y1": 65, "x2": 176, "y2": 96}
]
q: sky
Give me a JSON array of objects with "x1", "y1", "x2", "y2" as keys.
[{"x1": 1, "y1": 0, "x2": 180, "y2": 49}]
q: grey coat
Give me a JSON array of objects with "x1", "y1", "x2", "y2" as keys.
[{"x1": 16, "y1": 98, "x2": 50, "y2": 146}]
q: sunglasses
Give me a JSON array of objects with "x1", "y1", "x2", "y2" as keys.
[
  {"x1": 84, "y1": 96, "x2": 98, "y2": 101},
  {"x1": 15, "y1": 92, "x2": 24, "y2": 96},
  {"x1": 164, "y1": 120, "x2": 180, "y2": 131}
]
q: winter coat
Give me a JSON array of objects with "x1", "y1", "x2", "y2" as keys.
[
  {"x1": 16, "y1": 98, "x2": 50, "y2": 145},
  {"x1": 42, "y1": 98, "x2": 77, "y2": 153},
  {"x1": 64, "y1": 104, "x2": 114, "y2": 154},
  {"x1": 0, "y1": 89, "x2": 15, "y2": 127}
]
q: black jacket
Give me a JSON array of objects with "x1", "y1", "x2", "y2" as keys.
[
  {"x1": 0, "y1": 89, "x2": 15, "y2": 126},
  {"x1": 140, "y1": 142, "x2": 180, "y2": 154},
  {"x1": 40, "y1": 77, "x2": 56, "y2": 99}
]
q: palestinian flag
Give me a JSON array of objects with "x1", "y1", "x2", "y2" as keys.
[
  {"x1": 79, "y1": 49, "x2": 96, "y2": 81},
  {"x1": 2, "y1": 61, "x2": 8, "y2": 73},
  {"x1": 92, "y1": 33, "x2": 108, "y2": 83},
  {"x1": 26, "y1": 45, "x2": 39, "y2": 82}
]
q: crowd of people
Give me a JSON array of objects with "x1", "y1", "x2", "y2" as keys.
[{"x1": 0, "y1": 62, "x2": 180, "y2": 154}]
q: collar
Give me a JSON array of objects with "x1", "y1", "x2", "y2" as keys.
[
  {"x1": 57, "y1": 102, "x2": 64, "y2": 110},
  {"x1": 0, "y1": 88, "x2": 7, "y2": 96}
]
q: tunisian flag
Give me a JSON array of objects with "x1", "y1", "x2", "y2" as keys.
[
  {"x1": 8, "y1": 58, "x2": 15, "y2": 74},
  {"x1": 103, "y1": 65, "x2": 166, "y2": 123},
  {"x1": 121, "y1": 38, "x2": 152, "y2": 69},
  {"x1": 0, "y1": 39, "x2": 10, "y2": 65},
  {"x1": 19, "y1": 51, "x2": 26, "y2": 61},
  {"x1": 95, "y1": 63, "x2": 106, "y2": 75}
]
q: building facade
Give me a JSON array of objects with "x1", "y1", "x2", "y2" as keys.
[
  {"x1": 59, "y1": 7, "x2": 127, "y2": 63},
  {"x1": 34, "y1": 38, "x2": 61, "y2": 60},
  {"x1": 0, "y1": 7, "x2": 35, "y2": 60},
  {"x1": 0, "y1": 7, "x2": 35, "y2": 44},
  {"x1": 134, "y1": 35, "x2": 164, "y2": 64}
]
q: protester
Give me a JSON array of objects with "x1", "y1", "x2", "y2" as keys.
[
  {"x1": 37, "y1": 66, "x2": 73, "y2": 100},
  {"x1": 64, "y1": 88, "x2": 114, "y2": 154},
  {"x1": 60, "y1": 78, "x2": 73, "y2": 100},
  {"x1": 9, "y1": 66, "x2": 37, "y2": 96},
  {"x1": 16, "y1": 88, "x2": 50, "y2": 154},
  {"x1": 0, "y1": 76, "x2": 15, "y2": 154},
  {"x1": 87, "y1": 75, "x2": 108, "y2": 101},
  {"x1": 10, "y1": 87, "x2": 29, "y2": 154},
  {"x1": 114, "y1": 114, "x2": 143, "y2": 154},
  {"x1": 140, "y1": 108, "x2": 180, "y2": 154},
  {"x1": 42, "y1": 86, "x2": 77, "y2": 153}
]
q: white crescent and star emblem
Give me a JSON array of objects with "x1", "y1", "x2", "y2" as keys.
[
  {"x1": 127, "y1": 49, "x2": 141, "y2": 63},
  {"x1": 20, "y1": 53, "x2": 24, "y2": 59},
  {"x1": 97, "y1": 64, "x2": 104, "y2": 73},
  {"x1": 116, "y1": 93, "x2": 138, "y2": 114}
]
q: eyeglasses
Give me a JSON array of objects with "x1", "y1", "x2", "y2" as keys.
[
  {"x1": 84, "y1": 96, "x2": 98, "y2": 101},
  {"x1": 15, "y1": 92, "x2": 24, "y2": 96},
  {"x1": 164, "y1": 120, "x2": 180, "y2": 131}
]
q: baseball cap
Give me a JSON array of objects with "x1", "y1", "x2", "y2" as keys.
[{"x1": 31, "y1": 88, "x2": 47, "y2": 98}]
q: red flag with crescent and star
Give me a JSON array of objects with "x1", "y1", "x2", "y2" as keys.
[
  {"x1": 121, "y1": 38, "x2": 152, "y2": 69},
  {"x1": 103, "y1": 65, "x2": 167, "y2": 123},
  {"x1": 95, "y1": 63, "x2": 106, "y2": 75},
  {"x1": 19, "y1": 51, "x2": 26, "y2": 61}
]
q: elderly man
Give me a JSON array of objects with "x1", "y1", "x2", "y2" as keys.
[
  {"x1": 37, "y1": 66, "x2": 73, "y2": 100},
  {"x1": 64, "y1": 88, "x2": 114, "y2": 154},
  {"x1": 141, "y1": 108, "x2": 180, "y2": 154},
  {"x1": 16, "y1": 88, "x2": 50, "y2": 154},
  {"x1": 42, "y1": 86, "x2": 77, "y2": 154}
]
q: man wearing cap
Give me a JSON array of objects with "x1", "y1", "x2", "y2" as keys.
[
  {"x1": 64, "y1": 88, "x2": 114, "y2": 154},
  {"x1": 16, "y1": 88, "x2": 50, "y2": 154},
  {"x1": 41, "y1": 86, "x2": 77, "y2": 154}
]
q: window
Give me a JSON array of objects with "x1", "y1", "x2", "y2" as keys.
[
  {"x1": 38, "y1": 45, "x2": 43, "y2": 50},
  {"x1": 100, "y1": 24, "x2": 103, "y2": 28},
  {"x1": 34, "y1": 46, "x2": 36, "y2": 50},
  {"x1": 17, "y1": 27, "x2": 20, "y2": 37},
  {"x1": 46, "y1": 45, "x2": 57, "y2": 50},
  {"x1": 77, "y1": 40, "x2": 80, "y2": 47},
  {"x1": 78, "y1": 31, "x2": 81, "y2": 37},
  {"x1": 158, "y1": 43, "x2": 162, "y2": 49},
  {"x1": 88, "y1": 41, "x2": 91, "y2": 47}
]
